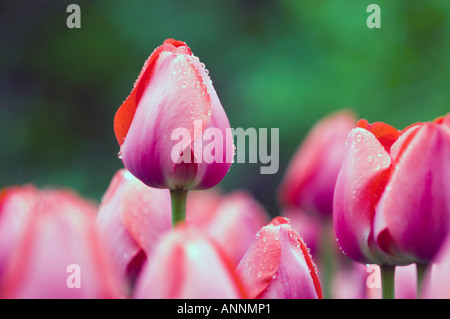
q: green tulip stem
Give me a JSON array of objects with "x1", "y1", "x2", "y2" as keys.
[
  {"x1": 170, "y1": 189, "x2": 188, "y2": 227},
  {"x1": 380, "y1": 265, "x2": 396, "y2": 299}
]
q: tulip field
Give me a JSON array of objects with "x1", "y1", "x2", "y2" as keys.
[{"x1": 1, "y1": 1, "x2": 449, "y2": 305}]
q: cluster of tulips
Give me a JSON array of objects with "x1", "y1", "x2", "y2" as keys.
[{"x1": 0, "y1": 39, "x2": 449, "y2": 299}]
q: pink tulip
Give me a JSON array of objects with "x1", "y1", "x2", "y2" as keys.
[
  {"x1": 334, "y1": 114, "x2": 450, "y2": 265},
  {"x1": 114, "y1": 39, "x2": 233, "y2": 190},
  {"x1": 187, "y1": 190, "x2": 270, "y2": 266},
  {"x1": 278, "y1": 110, "x2": 356, "y2": 216},
  {"x1": 236, "y1": 217, "x2": 322, "y2": 299},
  {"x1": 0, "y1": 186, "x2": 123, "y2": 298},
  {"x1": 133, "y1": 224, "x2": 247, "y2": 299},
  {"x1": 96, "y1": 169, "x2": 171, "y2": 284}
]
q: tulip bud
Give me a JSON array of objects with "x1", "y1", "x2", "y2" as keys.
[
  {"x1": 0, "y1": 186, "x2": 123, "y2": 298},
  {"x1": 133, "y1": 224, "x2": 246, "y2": 299},
  {"x1": 114, "y1": 39, "x2": 233, "y2": 190},
  {"x1": 96, "y1": 169, "x2": 171, "y2": 285},
  {"x1": 278, "y1": 110, "x2": 356, "y2": 216},
  {"x1": 334, "y1": 114, "x2": 450, "y2": 265},
  {"x1": 236, "y1": 217, "x2": 322, "y2": 299}
]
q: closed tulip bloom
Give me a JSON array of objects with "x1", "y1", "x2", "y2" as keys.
[
  {"x1": 236, "y1": 217, "x2": 322, "y2": 299},
  {"x1": 334, "y1": 114, "x2": 450, "y2": 265},
  {"x1": 114, "y1": 39, "x2": 233, "y2": 190},
  {"x1": 96, "y1": 169, "x2": 171, "y2": 285},
  {"x1": 0, "y1": 186, "x2": 123, "y2": 298},
  {"x1": 278, "y1": 110, "x2": 356, "y2": 216},
  {"x1": 133, "y1": 224, "x2": 246, "y2": 299}
]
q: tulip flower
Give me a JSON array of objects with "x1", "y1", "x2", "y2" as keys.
[
  {"x1": 114, "y1": 38, "x2": 233, "y2": 191},
  {"x1": 334, "y1": 114, "x2": 450, "y2": 267},
  {"x1": 278, "y1": 110, "x2": 356, "y2": 216},
  {"x1": 133, "y1": 224, "x2": 246, "y2": 299},
  {"x1": 0, "y1": 185, "x2": 123, "y2": 298},
  {"x1": 187, "y1": 189, "x2": 270, "y2": 265},
  {"x1": 236, "y1": 217, "x2": 322, "y2": 299},
  {"x1": 96, "y1": 169, "x2": 172, "y2": 287}
]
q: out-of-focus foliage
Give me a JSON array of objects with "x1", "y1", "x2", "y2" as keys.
[{"x1": 1, "y1": 0, "x2": 449, "y2": 213}]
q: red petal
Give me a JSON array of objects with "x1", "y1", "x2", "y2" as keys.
[
  {"x1": 357, "y1": 119, "x2": 400, "y2": 152},
  {"x1": 113, "y1": 39, "x2": 191, "y2": 146},
  {"x1": 434, "y1": 113, "x2": 450, "y2": 127},
  {"x1": 287, "y1": 222, "x2": 323, "y2": 299}
]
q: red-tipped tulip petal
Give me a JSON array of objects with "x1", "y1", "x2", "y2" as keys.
[
  {"x1": 333, "y1": 127, "x2": 394, "y2": 264},
  {"x1": 133, "y1": 224, "x2": 246, "y2": 299},
  {"x1": 236, "y1": 217, "x2": 322, "y2": 299},
  {"x1": 96, "y1": 169, "x2": 171, "y2": 281}
]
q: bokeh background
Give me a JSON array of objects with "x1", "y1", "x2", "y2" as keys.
[{"x1": 1, "y1": 0, "x2": 449, "y2": 214}]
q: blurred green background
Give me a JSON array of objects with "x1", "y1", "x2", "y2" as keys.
[{"x1": 1, "y1": 0, "x2": 449, "y2": 214}]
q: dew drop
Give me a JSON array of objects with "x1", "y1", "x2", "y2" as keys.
[{"x1": 355, "y1": 134, "x2": 362, "y2": 142}]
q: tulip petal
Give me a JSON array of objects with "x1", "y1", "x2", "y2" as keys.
[
  {"x1": 96, "y1": 169, "x2": 172, "y2": 280},
  {"x1": 375, "y1": 123, "x2": 450, "y2": 263},
  {"x1": 119, "y1": 172, "x2": 171, "y2": 255},
  {"x1": 114, "y1": 39, "x2": 191, "y2": 145},
  {"x1": 333, "y1": 128, "x2": 393, "y2": 264},
  {"x1": 237, "y1": 217, "x2": 322, "y2": 299},
  {"x1": 133, "y1": 225, "x2": 246, "y2": 298},
  {"x1": 96, "y1": 172, "x2": 143, "y2": 276},
  {"x1": 356, "y1": 119, "x2": 400, "y2": 152}
]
